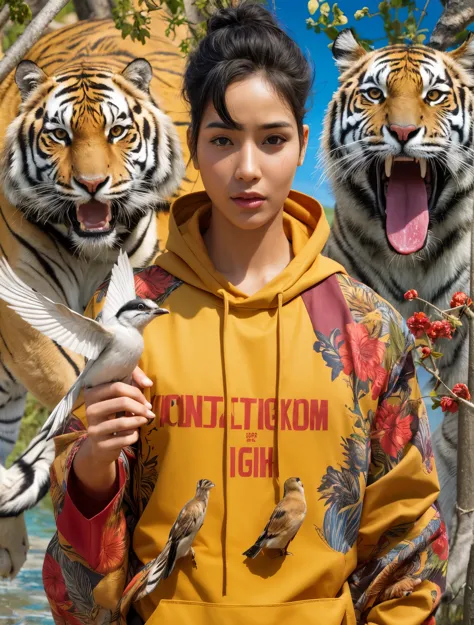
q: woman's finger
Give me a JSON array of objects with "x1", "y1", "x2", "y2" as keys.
[
  {"x1": 131, "y1": 366, "x2": 153, "y2": 389},
  {"x1": 86, "y1": 397, "x2": 154, "y2": 425},
  {"x1": 85, "y1": 381, "x2": 151, "y2": 409},
  {"x1": 90, "y1": 416, "x2": 149, "y2": 438},
  {"x1": 99, "y1": 430, "x2": 141, "y2": 450}
]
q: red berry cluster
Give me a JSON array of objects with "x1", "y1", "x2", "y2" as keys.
[
  {"x1": 440, "y1": 384, "x2": 471, "y2": 413},
  {"x1": 450, "y1": 291, "x2": 473, "y2": 309},
  {"x1": 406, "y1": 312, "x2": 432, "y2": 338},
  {"x1": 404, "y1": 289, "x2": 418, "y2": 301}
]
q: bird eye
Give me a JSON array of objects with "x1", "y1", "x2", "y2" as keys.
[
  {"x1": 426, "y1": 89, "x2": 441, "y2": 102},
  {"x1": 110, "y1": 125, "x2": 124, "y2": 138},
  {"x1": 367, "y1": 87, "x2": 383, "y2": 101},
  {"x1": 137, "y1": 303, "x2": 145, "y2": 311},
  {"x1": 53, "y1": 128, "x2": 67, "y2": 140}
]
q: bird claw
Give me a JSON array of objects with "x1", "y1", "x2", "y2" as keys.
[{"x1": 191, "y1": 548, "x2": 198, "y2": 569}]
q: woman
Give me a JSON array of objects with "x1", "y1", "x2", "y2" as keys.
[{"x1": 43, "y1": 4, "x2": 447, "y2": 624}]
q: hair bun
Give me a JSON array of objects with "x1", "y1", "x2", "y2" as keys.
[{"x1": 206, "y1": 3, "x2": 278, "y2": 34}]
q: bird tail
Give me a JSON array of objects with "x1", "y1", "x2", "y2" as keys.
[
  {"x1": 243, "y1": 536, "x2": 265, "y2": 559},
  {"x1": 163, "y1": 539, "x2": 178, "y2": 579},
  {"x1": 0, "y1": 428, "x2": 55, "y2": 517},
  {"x1": 43, "y1": 375, "x2": 84, "y2": 440},
  {"x1": 133, "y1": 542, "x2": 171, "y2": 602}
]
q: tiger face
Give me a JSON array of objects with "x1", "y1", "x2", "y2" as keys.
[
  {"x1": 324, "y1": 30, "x2": 474, "y2": 256},
  {"x1": 1, "y1": 58, "x2": 184, "y2": 256}
]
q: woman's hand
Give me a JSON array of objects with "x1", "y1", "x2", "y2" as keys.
[{"x1": 71, "y1": 367, "x2": 155, "y2": 506}]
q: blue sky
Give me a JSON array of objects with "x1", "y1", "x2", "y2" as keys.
[{"x1": 273, "y1": 0, "x2": 443, "y2": 207}]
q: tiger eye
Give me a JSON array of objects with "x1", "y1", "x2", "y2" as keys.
[
  {"x1": 426, "y1": 89, "x2": 441, "y2": 102},
  {"x1": 110, "y1": 125, "x2": 124, "y2": 138},
  {"x1": 53, "y1": 128, "x2": 67, "y2": 140},
  {"x1": 368, "y1": 87, "x2": 383, "y2": 100}
]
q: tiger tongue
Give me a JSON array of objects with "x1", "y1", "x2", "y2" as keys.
[
  {"x1": 386, "y1": 160, "x2": 429, "y2": 254},
  {"x1": 77, "y1": 200, "x2": 111, "y2": 229}
]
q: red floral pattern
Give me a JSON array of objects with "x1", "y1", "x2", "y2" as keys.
[
  {"x1": 432, "y1": 523, "x2": 449, "y2": 560},
  {"x1": 42, "y1": 553, "x2": 69, "y2": 604},
  {"x1": 339, "y1": 322, "x2": 386, "y2": 382},
  {"x1": 96, "y1": 517, "x2": 127, "y2": 574},
  {"x1": 372, "y1": 402, "x2": 413, "y2": 458}
]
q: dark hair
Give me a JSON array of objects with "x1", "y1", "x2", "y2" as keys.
[{"x1": 183, "y1": 2, "x2": 313, "y2": 158}]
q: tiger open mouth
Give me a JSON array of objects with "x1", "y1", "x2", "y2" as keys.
[
  {"x1": 71, "y1": 200, "x2": 117, "y2": 238},
  {"x1": 371, "y1": 156, "x2": 443, "y2": 255}
]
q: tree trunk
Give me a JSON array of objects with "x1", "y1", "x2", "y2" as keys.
[
  {"x1": 0, "y1": 0, "x2": 70, "y2": 84},
  {"x1": 429, "y1": 0, "x2": 474, "y2": 50},
  {"x1": 72, "y1": 0, "x2": 112, "y2": 21},
  {"x1": 460, "y1": 217, "x2": 474, "y2": 624}
]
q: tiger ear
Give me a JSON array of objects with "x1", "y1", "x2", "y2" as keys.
[
  {"x1": 332, "y1": 29, "x2": 367, "y2": 73},
  {"x1": 448, "y1": 33, "x2": 474, "y2": 71},
  {"x1": 15, "y1": 60, "x2": 47, "y2": 101},
  {"x1": 122, "y1": 58, "x2": 153, "y2": 94}
]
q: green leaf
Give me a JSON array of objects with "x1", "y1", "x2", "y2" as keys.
[{"x1": 325, "y1": 25, "x2": 340, "y2": 39}]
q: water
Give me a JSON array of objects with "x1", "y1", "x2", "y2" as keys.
[{"x1": 0, "y1": 504, "x2": 55, "y2": 624}]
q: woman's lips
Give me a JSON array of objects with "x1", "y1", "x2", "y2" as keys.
[{"x1": 231, "y1": 197, "x2": 266, "y2": 209}]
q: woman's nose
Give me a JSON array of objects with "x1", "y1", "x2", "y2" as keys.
[{"x1": 235, "y1": 143, "x2": 261, "y2": 181}]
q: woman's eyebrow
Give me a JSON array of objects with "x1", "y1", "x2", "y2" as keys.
[{"x1": 204, "y1": 121, "x2": 292, "y2": 130}]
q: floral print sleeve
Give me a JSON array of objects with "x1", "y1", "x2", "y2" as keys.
[
  {"x1": 42, "y1": 266, "x2": 183, "y2": 625},
  {"x1": 333, "y1": 275, "x2": 447, "y2": 624}
]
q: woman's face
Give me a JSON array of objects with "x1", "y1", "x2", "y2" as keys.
[{"x1": 191, "y1": 74, "x2": 309, "y2": 231}]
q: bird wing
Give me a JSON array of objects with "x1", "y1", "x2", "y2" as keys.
[
  {"x1": 262, "y1": 501, "x2": 289, "y2": 539},
  {"x1": 164, "y1": 500, "x2": 202, "y2": 579},
  {"x1": 0, "y1": 258, "x2": 113, "y2": 360},
  {"x1": 101, "y1": 249, "x2": 136, "y2": 324},
  {"x1": 169, "y1": 500, "x2": 202, "y2": 542}
]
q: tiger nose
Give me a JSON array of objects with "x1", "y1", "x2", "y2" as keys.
[
  {"x1": 74, "y1": 176, "x2": 108, "y2": 194},
  {"x1": 389, "y1": 124, "x2": 419, "y2": 143}
]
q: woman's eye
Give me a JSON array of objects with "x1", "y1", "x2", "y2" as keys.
[
  {"x1": 53, "y1": 128, "x2": 67, "y2": 140},
  {"x1": 367, "y1": 87, "x2": 383, "y2": 100},
  {"x1": 211, "y1": 137, "x2": 232, "y2": 147},
  {"x1": 426, "y1": 89, "x2": 441, "y2": 102},
  {"x1": 110, "y1": 125, "x2": 125, "y2": 138},
  {"x1": 264, "y1": 135, "x2": 286, "y2": 146}
]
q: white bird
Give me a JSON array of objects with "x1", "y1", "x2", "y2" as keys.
[
  {"x1": 129, "y1": 478, "x2": 215, "y2": 603},
  {"x1": 0, "y1": 250, "x2": 168, "y2": 440},
  {"x1": 243, "y1": 477, "x2": 307, "y2": 558}
]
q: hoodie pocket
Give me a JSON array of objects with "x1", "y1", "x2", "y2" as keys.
[{"x1": 147, "y1": 596, "x2": 355, "y2": 625}]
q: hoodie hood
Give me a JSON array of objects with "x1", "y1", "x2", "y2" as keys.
[{"x1": 155, "y1": 190, "x2": 345, "y2": 307}]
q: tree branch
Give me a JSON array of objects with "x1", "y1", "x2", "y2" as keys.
[
  {"x1": 0, "y1": 0, "x2": 70, "y2": 85},
  {"x1": 0, "y1": 5, "x2": 9, "y2": 32},
  {"x1": 429, "y1": 0, "x2": 474, "y2": 50}
]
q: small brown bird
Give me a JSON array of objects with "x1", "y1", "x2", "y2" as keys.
[
  {"x1": 132, "y1": 478, "x2": 215, "y2": 602},
  {"x1": 243, "y1": 477, "x2": 307, "y2": 558}
]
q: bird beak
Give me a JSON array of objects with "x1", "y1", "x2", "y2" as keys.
[{"x1": 154, "y1": 307, "x2": 169, "y2": 316}]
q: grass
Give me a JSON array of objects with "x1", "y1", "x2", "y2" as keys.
[{"x1": 6, "y1": 395, "x2": 48, "y2": 467}]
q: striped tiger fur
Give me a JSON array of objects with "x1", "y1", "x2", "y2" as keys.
[
  {"x1": 0, "y1": 14, "x2": 203, "y2": 574},
  {"x1": 323, "y1": 28, "x2": 472, "y2": 570}
]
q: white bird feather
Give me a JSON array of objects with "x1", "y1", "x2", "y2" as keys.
[{"x1": 0, "y1": 250, "x2": 167, "y2": 439}]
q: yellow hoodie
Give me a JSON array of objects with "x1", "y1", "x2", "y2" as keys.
[{"x1": 44, "y1": 191, "x2": 447, "y2": 625}]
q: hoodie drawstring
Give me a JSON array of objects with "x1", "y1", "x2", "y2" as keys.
[
  {"x1": 220, "y1": 292, "x2": 230, "y2": 596},
  {"x1": 274, "y1": 293, "x2": 283, "y2": 499}
]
